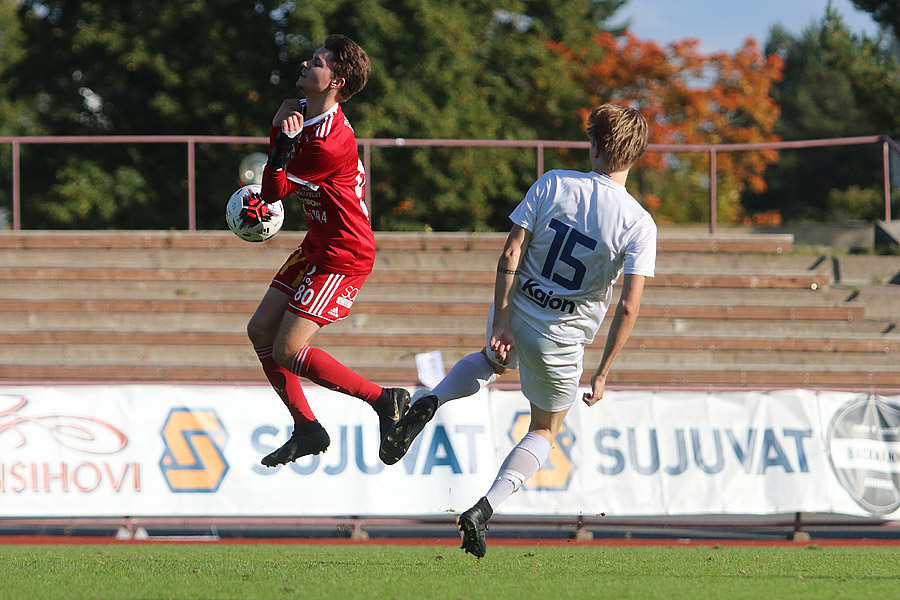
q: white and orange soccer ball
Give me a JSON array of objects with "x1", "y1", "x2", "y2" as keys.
[{"x1": 225, "y1": 184, "x2": 284, "y2": 242}]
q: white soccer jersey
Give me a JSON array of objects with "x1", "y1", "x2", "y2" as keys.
[{"x1": 509, "y1": 169, "x2": 657, "y2": 344}]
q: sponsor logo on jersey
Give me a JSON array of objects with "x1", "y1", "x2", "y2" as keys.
[
  {"x1": 328, "y1": 307, "x2": 340, "y2": 318},
  {"x1": 521, "y1": 278, "x2": 576, "y2": 314},
  {"x1": 826, "y1": 395, "x2": 900, "y2": 515},
  {"x1": 159, "y1": 408, "x2": 229, "y2": 493}
]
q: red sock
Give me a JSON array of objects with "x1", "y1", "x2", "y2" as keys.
[
  {"x1": 255, "y1": 346, "x2": 316, "y2": 423},
  {"x1": 292, "y1": 346, "x2": 383, "y2": 404}
]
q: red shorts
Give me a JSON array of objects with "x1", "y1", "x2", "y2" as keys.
[{"x1": 270, "y1": 247, "x2": 368, "y2": 325}]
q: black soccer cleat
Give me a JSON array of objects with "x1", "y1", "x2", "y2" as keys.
[
  {"x1": 379, "y1": 393, "x2": 438, "y2": 465},
  {"x1": 261, "y1": 420, "x2": 330, "y2": 467},
  {"x1": 458, "y1": 496, "x2": 493, "y2": 558},
  {"x1": 373, "y1": 387, "x2": 411, "y2": 444}
]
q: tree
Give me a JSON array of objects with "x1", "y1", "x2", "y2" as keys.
[
  {"x1": 0, "y1": 0, "x2": 36, "y2": 228},
  {"x1": 744, "y1": 7, "x2": 900, "y2": 221},
  {"x1": 552, "y1": 31, "x2": 784, "y2": 224},
  {"x1": 5, "y1": 0, "x2": 295, "y2": 228},
  {"x1": 0, "y1": 0, "x2": 32, "y2": 136},
  {"x1": 851, "y1": 0, "x2": 900, "y2": 39}
]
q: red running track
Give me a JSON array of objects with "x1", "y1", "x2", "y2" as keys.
[{"x1": 2, "y1": 535, "x2": 899, "y2": 546}]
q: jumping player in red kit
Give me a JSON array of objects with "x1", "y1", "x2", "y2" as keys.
[{"x1": 247, "y1": 34, "x2": 410, "y2": 467}]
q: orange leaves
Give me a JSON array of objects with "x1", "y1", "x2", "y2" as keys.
[
  {"x1": 742, "y1": 208, "x2": 783, "y2": 227},
  {"x1": 642, "y1": 193, "x2": 662, "y2": 211},
  {"x1": 570, "y1": 30, "x2": 784, "y2": 147},
  {"x1": 554, "y1": 29, "x2": 786, "y2": 222}
]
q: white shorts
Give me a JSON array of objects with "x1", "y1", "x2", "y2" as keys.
[{"x1": 484, "y1": 305, "x2": 583, "y2": 413}]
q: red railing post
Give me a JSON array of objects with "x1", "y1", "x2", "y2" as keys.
[
  {"x1": 536, "y1": 143, "x2": 544, "y2": 179},
  {"x1": 187, "y1": 138, "x2": 196, "y2": 231},
  {"x1": 709, "y1": 147, "x2": 717, "y2": 234},
  {"x1": 884, "y1": 140, "x2": 892, "y2": 223},
  {"x1": 363, "y1": 141, "x2": 372, "y2": 220},
  {"x1": 11, "y1": 140, "x2": 21, "y2": 231}
]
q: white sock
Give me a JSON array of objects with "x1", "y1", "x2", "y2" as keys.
[
  {"x1": 484, "y1": 432, "x2": 551, "y2": 510},
  {"x1": 431, "y1": 352, "x2": 497, "y2": 407}
]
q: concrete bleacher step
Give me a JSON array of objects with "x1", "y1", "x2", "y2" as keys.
[
  {"x1": 601, "y1": 366, "x2": 900, "y2": 388},
  {"x1": 0, "y1": 265, "x2": 826, "y2": 291},
  {"x1": 0, "y1": 317, "x2": 890, "y2": 341},
  {"x1": 1, "y1": 310, "x2": 890, "y2": 337},
  {"x1": 3, "y1": 329, "x2": 897, "y2": 350},
  {"x1": 0, "y1": 281, "x2": 851, "y2": 304},
  {"x1": 627, "y1": 318, "x2": 893, "y2": 336},
  {"x1": 2, "y1": 332, "x2": 895, "y2": 370},
  {"x1": 2, "y1": 363, "x2": 897, "y2": 389},
  {"x1": 2, "y1": 349, "x2": 892, "y2": 373},
  {"x1": 373, "y1": 250, "x2": 827, "y2": 272},
  {"x1": 0, "y1": 311, "x2": 253, "y2": 333},
  {"x1": 0, "y1": 297, "x2": 868, "y2": 322},
  {"x1": 0, "y1": 230, "x2": 794, "y2": 253},
  {"x1": 4, "y1": 330, "x2": 896, "y2": 355},
  {"x1": 0, "y1": 271, "x2": 847, "y2": 304},
  {"x1": 0, "y1": 246, "x2": 827, "y2": 274},
  {"x1": 91, "y1": 343, "x2": 889, "y2": 369}
]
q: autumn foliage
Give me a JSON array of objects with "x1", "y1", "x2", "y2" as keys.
[{"x1": 551, "y1": 32, "x2": 785, "y2": 223}]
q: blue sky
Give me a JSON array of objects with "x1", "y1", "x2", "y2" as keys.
[{"x1": 611, "y1": 0, "x2": 882, "y2": 53}]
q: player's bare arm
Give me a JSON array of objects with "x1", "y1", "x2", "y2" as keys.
[
  {"x1": 488, "y1": 224, "x2": 532, "y2": 365},
  {"x1": 582, "y1": 273, "x2": 646, "y2": 406}
]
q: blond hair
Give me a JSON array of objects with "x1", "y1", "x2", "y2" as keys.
[
  {"x1": 587, "y1": 104, "x2": 649, "y2": 172},
  {"x1": 324, "y1": 34, "x2": 370, "y2": 101}
]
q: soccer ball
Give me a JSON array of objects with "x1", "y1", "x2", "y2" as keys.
[{"x1": 225, "y1": 184, "x2": 284, "y2": 242}]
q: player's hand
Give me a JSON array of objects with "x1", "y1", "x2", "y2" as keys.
[
  {"x1": 489, "y1": 328, "x2": 516, "y2": 365},
  {"x1": 239, "y1": 192, "x2": 271, "y2": 228},
  {"x1": 582, "y1": 372, "x2": 607, "y2": 407},
  {"x1": 280, "y1": 112, "x2": 303, "y2": 137},
  {"x1": 272, "y1": 99, "x2": 304, "y2": 128}
]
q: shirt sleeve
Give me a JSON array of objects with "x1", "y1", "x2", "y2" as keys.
[
  {"x1": 260, "y1": 125, "x2": 300, "y2": 202},
  {"x1": 623, "y1": 215, "x2": 657, "y2": 277},
  {"x1": 509, "y1": 173, "x2": 552, "y2": 231},
  {"x1": 260, "y1": 164, "x2": 300, "y2": 202},
  {"x1": 267, "y1": 125, "x2": 280, "y2": 150}
]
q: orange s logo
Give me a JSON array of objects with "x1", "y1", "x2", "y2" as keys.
[
  {"x1": 160, "y1": 408, "x2": 229, "y2": 493},
  {"x1": 509, "y1": 411, "x2": 575, "y2": 490}
]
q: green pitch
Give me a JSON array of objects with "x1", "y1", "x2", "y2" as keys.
[{"x1": 1, "y1": 543, "x2": 897, "y2": 599}]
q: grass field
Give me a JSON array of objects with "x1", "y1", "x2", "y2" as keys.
[{"x1": 0, "y1": 542, "x2": 898, "y2": 599}]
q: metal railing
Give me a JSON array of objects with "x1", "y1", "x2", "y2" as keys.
[{"x1": 1, "y1": 134, "x2": 896, "y2": 233}]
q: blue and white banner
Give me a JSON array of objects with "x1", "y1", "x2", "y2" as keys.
[{"x1": 0, "y1": 385, "x2": 898, "y2": 519}]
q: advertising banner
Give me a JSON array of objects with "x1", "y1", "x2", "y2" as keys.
[{"x1": 0, "y1": 385, "x2": 897, "y2": 519}]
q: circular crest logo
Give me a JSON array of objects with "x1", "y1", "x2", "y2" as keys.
[{"x1": 826, "y1": 395, "x2": 900, "y2": 515}]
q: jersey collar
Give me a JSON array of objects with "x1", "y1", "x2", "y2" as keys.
[
  {"x1": 302, "y1": 102, "x2": 340, "y2": 129},
  {"x1": 593, "y1": 171, "x2": 625, "y2": 190}
]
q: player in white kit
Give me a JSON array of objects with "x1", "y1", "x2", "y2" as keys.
[{"x1": 379, "y1": 104, "x2": 657, "y2": 557}]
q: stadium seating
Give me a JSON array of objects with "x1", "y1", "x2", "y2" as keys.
[{"x1": 0, "y1": 229, "x2": 898, "y2": 391}]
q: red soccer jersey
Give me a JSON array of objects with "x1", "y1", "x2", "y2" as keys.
[{"x1": 261, "y1": 102, "x2": 375, "y2": 275}]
